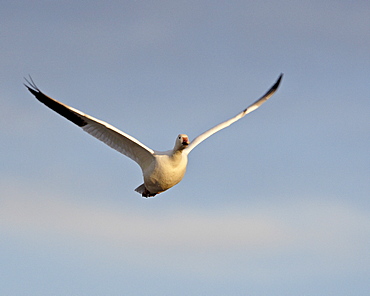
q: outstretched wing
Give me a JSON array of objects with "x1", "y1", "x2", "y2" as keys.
[
  {"x1": 184, "y1": 74, "x2": 283, "y2": 154},
  {"x1": 25, "y1": 78, "x2": 155, "y2": 170}
]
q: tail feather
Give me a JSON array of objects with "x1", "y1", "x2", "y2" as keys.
[
  {"x1": 135, "y1": 184, "x2": 146, "y2": 194},
  {"x1": 134, "y1": 184, "x2": 157, "y2": 198}
]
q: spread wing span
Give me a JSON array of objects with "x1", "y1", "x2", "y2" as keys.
[
  {"x1": 24, "y1": 77, "x2": 155, "y2": 170},
  {"x1": 184, "y1": 74, "x2": 283, "y2": 154}
]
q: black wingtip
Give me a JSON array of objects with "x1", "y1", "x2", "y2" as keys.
[
  {"x1": 259, "y1": 73, "x2": 283, "y2": 100},
  {"x1": 273, "y1": 73, "x2": 283, "y2": 90},
  {"x1": 23, "y1": 75, "x2": 40, "y2": 96},
  {"x1": 23, "y1": 76, "x2": 88, "y2": 127}
]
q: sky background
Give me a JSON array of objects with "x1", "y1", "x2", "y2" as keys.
[{"x1": 1, "y1": 1, "x2": 369, "y2": 295}]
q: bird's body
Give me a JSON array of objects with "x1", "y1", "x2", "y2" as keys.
[
  {"x1": 25, "y1": 74, "x2": 282, "y2": 197},
  {"x1": 138, "y1": 147, "x2": 188, "y2": 197}
]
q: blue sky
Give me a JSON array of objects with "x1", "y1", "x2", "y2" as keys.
[{"x1": 1, "y1": 1, "x2": 369, "y2": 295}]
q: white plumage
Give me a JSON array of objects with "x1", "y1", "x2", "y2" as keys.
[{"x1": 25, "y1": 74, "x2": 282, "y2": 197}]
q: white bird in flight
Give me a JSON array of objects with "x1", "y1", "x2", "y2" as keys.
[{"x1": 25, "y1": 74, "x2": 283, "y2": 198}]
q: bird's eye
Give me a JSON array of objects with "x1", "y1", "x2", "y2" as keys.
[{"x1": 178, "y1": 136, "x2": 181, "y2": 139}]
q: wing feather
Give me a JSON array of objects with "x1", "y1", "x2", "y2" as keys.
[
  {"x1": 25, "y1": 79, "x2": 154, "y2": 169},
  {"x1": 184, "y1": 74, "x2": 283, "y2": 154}
]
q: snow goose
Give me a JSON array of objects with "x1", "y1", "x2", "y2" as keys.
[{"x1": 25, "y1": 74, "x2": 282, "y2": 197}]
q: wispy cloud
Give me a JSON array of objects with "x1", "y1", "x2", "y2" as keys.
[{"x1": 2, "y1": 179, "x2": 369, "y2": 279}]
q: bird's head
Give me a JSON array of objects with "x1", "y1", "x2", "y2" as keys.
[{"x1": 175, "y1": 134, "x2": 190, "y2": 150}]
